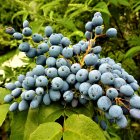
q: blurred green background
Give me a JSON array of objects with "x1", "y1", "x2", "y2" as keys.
[{"x1": 0, "y1": 0, "x2": 140, "y2": 140}]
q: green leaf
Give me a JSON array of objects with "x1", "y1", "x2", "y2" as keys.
[
  {"x1": 38, "y1": 104, "x2": 63, "y2": 123},
  {"x1": 29, "y1": 122, "x2": 63, "y2": 140},
  {"x1": 11, "y1": 10, "x2": 28, "y2": 22},
  {"x1": 56, "y1": 18, "x2": 77, "y2": 31},
  {"x1": 125, "y1": 46, "x2": 140, "y2": 58},
  {"x1": 64, "y1": 106, "x2": 92, "y2": 118},
  {"x1": 0, "y1": 49, "x2": 17, "y2": 66},
  {"x1": 92, "y1": 2, "x2": 111, "y2": 16},
  {"x1": 30, "y1": 20, "x2": 44, "y2": 33},
  {"x1": 127, "y1": 35, "x2": 140, "y2": 47},
  {"x1": 0, "y1": 104, "x2": 9, "y2": 126},
  {"x1": 63, "y1": 114, "x2": 106, "y2": 140},
  {"x1": 69, "y1": 31, "x2": 84, "y2": 39},
  {"x1": 0, "y1": 88, "x2": 10, "y2": 104},
  {"x1": 109, "y1": 0, "x2": 119, "y2": 6},
  {"x1": 10, "y1": 111, "x2": 28, "y2": 140},
  {"x1": 23, "y1": 109, "x2": 40, "y2": 140},
  {"x1": 118, "y1": 0, "x2": 130, "y2": 6}
]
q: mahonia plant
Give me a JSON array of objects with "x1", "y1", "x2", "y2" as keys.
[{"x1": 4, "y1": 12, "x2": 140, "y2": 129}]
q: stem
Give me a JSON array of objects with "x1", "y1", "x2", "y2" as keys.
[{"x1": 80, "y1": 34, "x2": 106, "y2": 67}]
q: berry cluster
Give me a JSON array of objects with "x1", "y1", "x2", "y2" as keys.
[{"x1": 4, "y1": 12, "x2": 140, "y2": 128}]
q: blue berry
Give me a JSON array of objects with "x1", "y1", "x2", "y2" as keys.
[
  {"x1": 85, "y1": 31, "x2": 92, "y2": 40},
  {"x1": 93, "y1": 115, "x2": 98, "y2": 123},
  {"x1": 75, "y1": 82, "x2": 81, "y2": 90},
  {"x1": 97, "y1": 96, "x2": 112, "y2": 111},
  {"x1": 56, "y1": 58, "x2": 67, "y2": 68},
  {"x1": 106, "y1": 88, "x2": 118, "y2": 99},
  {"x1": 79, "y1": 96, "x2": 87, "y2": 104},
  {"x1": 4, "y1": 94, "x2": 13, "y2": 103},
  {"x1": 5, "y1": 83, "x2": 16, "y2": 90},
  {"x1": 79, "y1": 40, "x2": 85, "y2": 45},
  {"x1": 13, "y1": 32, "x2": 23, "y2": 40},
  {"x1": 112, "y1": 70, "x2": 122, "y2": 77},
  {"x1": 79, "y1": 82, "x2": 91, "y2": 95},
  {"x1": 95, "y1": 26, "x2": 103, "y2": 35},
  {"x1": 5, "y1": 27, "x2": 15, "y2": 35},
  {"x1": 21, "y1": 91, "x2": 26, "y2": 99},
  {"x1": 80, "y1": 42, "x2": 88, "y2": 52},
  {"x1": 60, "y1": 81, "x2": 69, "y2": 92},
  {"x1": 62, "y1": 47, "x2": 73, "y2": 58},
  {"x1": 73, "y1": 44, "x2": 81, "y2": 54},
  {"x1": 33, "y1": 65, "x2": 45, "y2": 76},
  {"x1": 63, "y1": 90, "x2": 74, "y2": 102},
  {"x1": 23, "y1": 76, "x2": 35, "y2": 88},
  {"x1": 94, "y1": 12, "x2": 102, "y2": 17},
  {"x1": 45, "y1": 26, "x2": 53, "y2": 37},
  {"x1": 130, "y1": 108, "x2": 140, "y2": 119},
  {"x1": 49, "y1": 89, "x2": 61, "y2": 101},
  {"x1": 9, "y1": 102, "x2": 18, "y2": 111},
  {"x1": 18, "y1": 100, "x2": 29, "y2": 111},
  {"x1": 34, "y1": 95, "x2": 42, "y2": 104},
  {"x1": 88, "y1": 70, "x2": 101, "y2": 83},
  {"x1": 37, "y1": 43, "x2": 49, "y2": 55},
  {"x1": 93, "y1": 46, "x2": 102, "y2": 54},
  {"x1": 92, "y1": 16, "x2": 103, "y2": 26},
  {"x1": 43, "y1": 93, "x2": 51, "y2": 105},
  {"x1": 30, "y1": 99, "x2": 39, "y2": 109},
  {"x1": 101, "y1": 72, "x2": 114, "y2": 85},
  {"x1": 120, "y1": 85, "x2": 134, "y2": 96},
  {"x1": 85, "y1": 21, "x2": 93, "y2": 31},
  {"x1": 112, "y1": 64, "x2": 121, "y2": 70},
  {"x1": 106, "y1": 28, "x2": 117, "y2": 38},
  {"x1": 36, "y1": 76, "x2": 48, "y2": 87},
  {"x1": 11, "y1": 88, "x2": 22, "y2": 97},
  {"x1": 15, "y1": 81, "x2": 22, "y2": 88},
  {"x1": 130, "y1": 95, "x2": 140, "y2": 109},
  {"x1": 58, "y1": 66, "x2": 70, "y2": 78},
  {"x1": 109, "y1": 105, "x2": 123, "y2": 119},
  {"x1": 36, "y1": 55, "x2": 46, "y2": 65},
  {"x1": 32, "y1": 33, "x2": 43, "y2": 43},
  {"x1": 61, "y1": 37, "x2": 70, "y2": 47},
  {"x1": 46, "y1": 67, "x2": 58, "y2": 78},
  {"x1": 23, "y1": 20, "x2": 29, "y2": 28},
  {"x1": 99, "y1": 63, "x2": 112, "y2": 74},
  {"x1": 26, "y1": 47, "x2": 37, "y2": 58},
  {"x1": 114, "y1": 78, "x2": 126, "y2": 89},
  {"x1": 22, "y1": 83, "x2": 30, "y2": 90},
  {"x1": 22, "y1": 27, "x2": 32, "y2": 36},
  {"x1": 49, "y1": 34, "x2": 61, "y2": 45},
  {"x1": 49, "y1": 45, "x2": 61, "y2": 57},
  {"x1": 71, "y1": 99, "x2": 78, "y2": 108},
  {"x1": 130, "y1": 82, "x2": 139, "y2": 91},
  {"x1": 51, "y1": 77, "x2": 64, "y2": 90},
  {"x1": 71, "y1": 63, "x2": 81, "y2": 74},
  {"x1": 19, "y1": 42, "x2": 30, "y2": 52},
  {"x1": 100, "y1": 120, "x2": 107, "y2": 130},
  {"x1": 26, "y1": 71, "x2": 34, "y2": 77},
  {"x1": 66, "y1": 74, "x2": 76, "y2": 85},
  {"x1": 88, "y1": 84, "x2": 103, "y2": 100},
  {"x1": 116, "y1": 115, "x2": 128, "y2": 128},
  {"x1": 18, "y1": 74, "x2": 25, "y2": 83},
  {"x1": 126, "y1": 75, "x2": 135, "y2": 83},
  {"x1": 24, "y1": 90, "x2": 35, "y2": 100},
  {"x1": 35, "y1": 87, "x2": 44, "y2": 95},
  {"x1": 84, "y1": 54, "x2": 98, "y2": 66},
  {"x1": 46, "y1": 57, "x2": 56, "y2": 67},
  {"x1": 76, "y1": 69, "x2": 88, "y2": 82}
]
